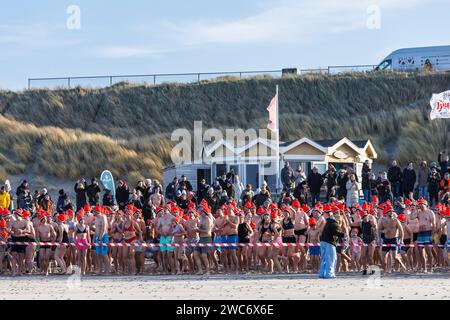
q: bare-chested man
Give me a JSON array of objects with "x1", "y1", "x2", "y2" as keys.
[
  {"x1": 156, "y1": 207, "x2": 175, "y2": 274},
  {"x1": 212, "y1": 208, "x2": 227, "y2": 272},
  {"x1": 222, "y1": 204, "x2": 240, "y2": 273},
  {"x1": 414, "y1": 199, "x2": 436, "y2": 272},
  {"x1": 183, "y1": 209, "x2": 200, "y2": 273},
  {"x1": 378, "y1": 207, "x2": 406, "y2": 273},
  {"x1": 293, "y1": 202, "x2": 309, "y2": 271},
  {"x1": 37, "y1": 214, "x2": 56, "y2": 275},
  {"x1": 93, "y1": 206, "x2": 110, "y2": 275},
  {"x1": 10, "y1": 210, "x2": 33, "y2": 276},
  {"x1": 193, "y1": 206, "x2": 213, "y2": 275}
]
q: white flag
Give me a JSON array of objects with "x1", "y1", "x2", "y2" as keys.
[
  {"x1": 267, "y1": 95, "x2": 277, "y2": 132},
  {"x1": 430, "y1": 90, "x2": 450, "y2": 120}
]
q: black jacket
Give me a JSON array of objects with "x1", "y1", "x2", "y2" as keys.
[
  {"x1": 116, "y1": 186, "x2": 130, "y2": 208},
  {"x1": 74, "y1": 182, "x2": 87, "y2": 210},
  {"x1": 253, "y1": 191, "x2": 270, "y2": 208},
  {"x1": 307, "y1": 172, "x2": 323, "y2": 194},
  {"x1": 361, "y1": 164, "x2": 371, "y2": 190},
  {"x1": 388, "y1": 166, "x2": 402, "y2": 184},
  {"x1": 323, "y1": 170, "x2": 337, "y2": 189},
  {"x1": 86, "y1": 183, "x2": 101, "y2": 205},
  {"x1": 402, "y1": 168, "x2": 416, "y2": 191},
  {"x1": 439, "y1": 153, "x2": 449, "y2": 175},
  {"x1": 321, "y1": 217, "x2": 345, "y2": 246},
  {"x1": 102, "y1": 192, "x2": 115, "y2": 207}
]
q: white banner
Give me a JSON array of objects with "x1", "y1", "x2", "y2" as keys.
[{"x1": 430, "y1": 90, "x2": 450, "y2": 120}]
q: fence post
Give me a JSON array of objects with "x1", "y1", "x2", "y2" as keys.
[
  {"x1": 153, "y1": 75, "x2": 156, "y2": 86},
  {"x1": 110, "y1": 76, "x2": 113, "y2": 86},
  {"x1": 198, "y1": 73, "x2": 200, "y2": 84},
  {"x1": 68, "y1": 78, "x2": 71, "y2": 89},
  {"x1": 28, "y1": 79, "x2": 30, "y2": 90},
  {"x1": 239, "y1": 72, "x2": 242, "y2": 79}
]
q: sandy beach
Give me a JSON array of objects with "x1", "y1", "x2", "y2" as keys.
[{"x1": 0, "y1": 272, "x2": 449, "y2": 300}]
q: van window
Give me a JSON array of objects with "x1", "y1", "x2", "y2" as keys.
[{"x1": 376, "y1": 59, "x2": 392, "y2": 71}]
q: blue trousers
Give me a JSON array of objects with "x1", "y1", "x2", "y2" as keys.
[{"x1": 319, "y1": 242, "x2": 337, "y2": 279}]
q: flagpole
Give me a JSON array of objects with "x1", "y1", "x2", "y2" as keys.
[{"x1": 275, "y1": 85, "x2": 280, "y2": 195}]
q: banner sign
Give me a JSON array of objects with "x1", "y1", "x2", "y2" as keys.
[
  {"x1": 430, "y1": 90, "x2": 450, "y2": 120},
  {"x1": 100, "y1": 170, "x2": 115, "y2": 199}
]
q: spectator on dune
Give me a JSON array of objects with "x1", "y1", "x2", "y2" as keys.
[
  {"x1": 361, "y1": 161, "x2": 371, "y2": 202},
  {"x1": 135, "y1": 180, "x2": 146, "y2": 197},
  {"x1": 440, "y1": 172, "x2": 450, "y2": 201},
  {"x1": 150, "y1": 185, "x2": 165, "y2": 207},
  {"x1": 74, "y1": 179, "x2": 87, "y2": 211},
  {"x1": 15, "y1": 180, "x2": 29, "y2": 208},
  {"x1": 417, "y1": 161, "x2": 429, "y2": 201},
  {"x1": 428, "y1": 163, "x2": 441, "y2": 207},
  {"x1": 197, "y1": 178, "x2": 209, "y2": 203},
  {"x1": 56, "y1": 189, "x2": 68, "y2": 214},
  {"x1": 37, "y1": 188, "x2": 49, "y2": 208},
  {"x1": 165, "y1": 177, "x2": 179, "y2": 201},
  {"x1": 253, "y1": 184, "x2": 271, "y2": 208},
  {"x1": 232, "y1": 175, "x2": 244, "y2": 203},
  {"x1": 204, "y1": 187, "x2": 220, "y2": 213},
  {"x1": 346, "y1": 174, "x2": 359, "y2": 206},
  {"x1": 307, "y1": 166, "x2": 323, "y2": 207},
  {"x1": 369, "y1": 172, "x2": 378, "y2": 199},
  {"x1": 130, "y1": 192, "x2": 143, "y2": 210},
  {"x1": 240, "y1": 184, "x2": 254, "y2": 204},
  {"x1": 179, "y1": 175, "x2": 193, "y2": 193},
  {"x1": 376, "y1": 172, "x2": 392, "y2": 203},
  {"x1": 281, "y1": 161, "x2": 295, "y2": 190},
  {"x1": 438, "y1": 151, "x2": 449, "y2": 175},
  {"x1": 40, "y1": 194, "x2": 54, "y2": 213},
  {"x1": 402, "y1": 162, "x2": 416, "y2": 200},
  {"x1": 336, "y1": 169, "x2": 348, "y2": 200},
  {"x1": 0, "y1": 186, "x2": 10, "y2": 210},
  {"x1": 294, "y1": 165, "x2": 307, "y2": 186},
  {"x1": 86, "y1": 177, "x2": 101, "y2": 206},
  {"x1": 323, "y1": 164, "x2": 337, "y2": 203},
  {"x1": 102, "y1": 189, "x2": 115, "y2": 207},
  {"x1": 293, "y1": 180, "x2": 308, "y2": 205},
  {"x1": 116, "y1": 180, "x2": 130, "y2": 210},
  {"x1": 388, "y1": 160, "x2": 403, "y2": 198},
  {"x1": 18, "y1": 188, "x2": 32, "y2": 211}
]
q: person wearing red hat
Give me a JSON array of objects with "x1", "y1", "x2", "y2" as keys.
[
  {"x1": 54, "y1": 214, "x2": 69, "y2": 274},
  {"x1": 75, "y1": 215, "x2": 90, "y2": 276},
  {"x1": 211, "y1": 208, "x2": 227, "y2": 271},
  {"x1": 0, "y1": 220, "x2": 9, "y2": 273},
  {"x1": 110, "y1": 210, "x2": 124, "y2": 274},
  {"x1": 222, "y1": 203, "x2": 240, "y2": 273},
  {"x1": 398, "y1": 213, "x2": 413, "y2": 271},
  {"x1": 360, "y1": 210, "x2": 378, "y2": 275},
  {"x1": 171, "y1": 215, "x2": 187, "y2": 275},
  {"x1": 92, "y1": 206, "x2": 110, "y2": 275},
  {"x1": 37, "y1": 213, "x2": 57, "y2": 276},
  {"x1": 293, "y1": 203, "x2": 309, "y2": 271},
  {"x1": 415, "y1": 198, "x2": 436, "y2": 273},
  {"x1": 257, "y1": 212, "x2": 283, "y2": 274},
  {"x1": 193, "y1": 206, "x2": 214, "y2": 275},
  {"x1": 156, "y1": 206, "x2": 176, "y2": 274},
  {"x1": 237, "y1": 212, "x2": 253, "y2": 273},
  {"x1": 280, "y1": 207, "x2": 297, "y2": 272},
  {"x1": 183, "y1": 209, "x2": 200, "y2": 274},
  {"x1": 133, "y1": 210, "x2": 146, "y2": 275},
  {"x1": 10, "y1": 209, "x2": 33, "y2": 276},
  {"x1": 306, "y1": 217, "x2": 321, "y2": 272},
  {"x1": 378, "y1": 206, "x2": 406, "y2": 274}
]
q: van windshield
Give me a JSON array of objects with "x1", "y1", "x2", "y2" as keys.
[{"x1": 376, "y1": 59, "x2": 392, "y2": 71}]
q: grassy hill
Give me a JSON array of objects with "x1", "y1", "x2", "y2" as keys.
[{"x1": 0, "y1": 72, "x2": 449, "y2": 184}]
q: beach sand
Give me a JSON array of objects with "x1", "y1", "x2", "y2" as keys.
[{"x1": 0, "y1": 272, "x2": 449, "y2": 300}]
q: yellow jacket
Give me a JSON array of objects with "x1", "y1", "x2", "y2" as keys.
[{"x1": 0, "y1": 192, "x2": 10, "y2": 209}]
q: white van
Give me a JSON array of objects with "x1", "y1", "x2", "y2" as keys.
[{"x1": 375, "y1": 45, "x2": 450, "y2": 72}]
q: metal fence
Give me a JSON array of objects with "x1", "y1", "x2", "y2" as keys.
[{"x1": 27, "y1": 65, "x2": 377, "y2": 89}]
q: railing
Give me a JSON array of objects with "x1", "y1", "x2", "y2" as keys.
[{"x1": 27, "y1": 65, "x2": 377, "y2": 89}]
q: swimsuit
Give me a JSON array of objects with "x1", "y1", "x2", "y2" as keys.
[
  {"x1": 382, "y1": 237, "x2": 398, "y2": 252},
  {"x1": 417, "y1": 230, "x2": 432, "y2": 245},
  {"x1": 294, "y1": 228, "x2": 307, "y2": 237},
  {"x1": 195, "y1": 236, "x2": 213, "y2": 254},
  {"x1": 238, "y1": 223, "x2": 250, "y2": 244},
  {"x1": 160, "y1": 236, "x2": 174, "y2": 253},
  {"x1": 361, "y1": 221, "x2": 376, "y2": 244}
]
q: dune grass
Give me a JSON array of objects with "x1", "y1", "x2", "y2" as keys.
[{"x1": 0, "y1": 72, "x2": 449, "y2": 183}]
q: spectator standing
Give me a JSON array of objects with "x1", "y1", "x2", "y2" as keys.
[
  {"x1": 74, "y1": 179, "x2": 87, "y2": 211},
  {"x1": 0, "y1": 186, "x2": 10, "y2": 210},
  {"x1": 165, "y1": 177, "x2": 179, "y2": 201},
  {"x1": 56, "y1": 189, "x2": 68, "y2": 214},
  {"x1": 361, "y1": 160, "x2": 371, "y2": 202},
  {"x1": 280, "y1": 161, "x2": 295, "y2": 190},
  {"x1": 428, "y1": 163, "x2": 441, "y2": 207},
  {"x1": 294, "y1": 165, "x2": 307, "y2": 186},
  {"x1": 402, "y1": 162, "x2": 416, "y2": 200},
  {"x1": 417, "y1": 161, "x2": 429, "y2": 201},
  {"x1": 323, "y1": 165, "x2": 337, "y2": 203},
  {"x1": 307, "y1": 166, "x2": 323, "y2": 207},
  {"x1": 346, "y1": 174, "x2": 359, "y2": 206},
  {"x1": 438, "y1": 151, "x2": 449, "y2": 175},
  {"x1": 86, "y1": 177, "x2": 101, "y2": 206},
  {"x1": 197, "y1": 178, "x2": 209, "y2": 204},
  {"x1": 179, "y1": 175, "x2": 193, "y2": 193},
  {"x1": 387, "y1": 160, "x2": 403, "y2": 198},
  {"x1": 116, "y1": 180, "x2": 130, "y2": 210},
  {"x1": 336, "y1": 169, "x2": 348, "y2": 201}
]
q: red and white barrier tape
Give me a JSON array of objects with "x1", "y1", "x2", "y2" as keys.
[{"x1": 0, "y1": 241, "x2": 446, "y2": 248}]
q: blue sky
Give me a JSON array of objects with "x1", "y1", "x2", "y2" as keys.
[{"x1": 1, "y1": 0, "x2": 449, "y2": 90}]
